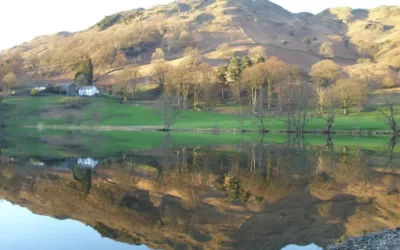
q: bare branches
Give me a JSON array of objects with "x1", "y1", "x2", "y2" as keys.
[
  {"x1": 153, "y1": 94, "x2": 181, "y2": 131},
  {"x1": 274, "y1": 67, "x2": 314, "y2": 133},
  {"x1": 253, "y1": 97, "x2": 268, "y2": 133},
  {"x1": 376, "y1": 94, "x2": 398, "y2": 134},
  {"x1": 310, "y1": 60, "x2": 341, "y2": 114},
  {"x1": 319, "y1": 86, "x2": 335, "y2": 133}
]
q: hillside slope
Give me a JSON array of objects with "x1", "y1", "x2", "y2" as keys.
[{"x1": 1, "y1": 0, "x2": 400, "y2": 86}]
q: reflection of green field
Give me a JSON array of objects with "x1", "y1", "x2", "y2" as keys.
[
  {"x1": 3, "y1": 96, "x2": 400, "y2": 131},
  {"x1": 0, "y1": 128, "x2": 396, "y2": 158}
]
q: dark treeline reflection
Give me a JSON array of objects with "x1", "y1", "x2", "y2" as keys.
[{"x1": 0, "y1": 136, "x2": 399, "y2": 249}]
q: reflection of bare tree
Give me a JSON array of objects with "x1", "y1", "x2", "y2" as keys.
[
  {"x1": 368, "y1": 136, "x2": 398, "y2": 171},
  {"x1": 325, "y1": 134, "x2": 334, "y2": 151},
  {"x1": 382, "y1": 136, "x2": 397, "y2": 169},
  {"x1": 161, "y1": 132, "x2": 175, "y2": 151}
]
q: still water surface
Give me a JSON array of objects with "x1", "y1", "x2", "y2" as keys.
[
  {"x1": 0, "y1": 131, "x2": 398, "y2": 249},
  {"x1": 0, "y1": 201, "x2": 149, "y2": 250}
]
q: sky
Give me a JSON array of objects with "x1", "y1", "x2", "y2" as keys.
[{"x1": 1, "y1": 0, "x2": 399, "y2": 51}]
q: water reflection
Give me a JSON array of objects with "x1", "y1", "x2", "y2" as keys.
[
  {"x1": 0, "y1": 136, "x2": 399, "y2": 249},
  {"x1": 281, "y1": 244, "x2": 322, "y2": 250},
  {"x1": 0, "y1": 200, "x2": 149, "y2": 250}
]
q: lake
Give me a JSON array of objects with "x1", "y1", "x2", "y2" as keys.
[{"x1": 0, "y1": 129, "x2": 399, "y2": 249}]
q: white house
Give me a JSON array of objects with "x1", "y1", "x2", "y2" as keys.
[
  {"x1": 78, "y1": 85, "x2": 99, "y2": 96},
  {"x1": 33, "y1": 86, "x2": 46, "y2": 91},
  {"x1": 77, "y1": 158, "x2": 99, "y2": 169}
]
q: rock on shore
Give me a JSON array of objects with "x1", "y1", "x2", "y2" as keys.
[{"x1": 327, "y1": 228, "x2": 400, "y2": 250}]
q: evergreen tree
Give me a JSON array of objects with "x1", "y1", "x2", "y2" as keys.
[
  {"x1": 216, "y1": 65, "x2": 228, "y2": 101},
  {"x1": 241, "y1": 55, "x2": 253, "y2": 70},
  {"x1": 216, "y1": 66, "x2": 228, "y2": 84},
  {"x1": 256, "y1": 56, "x2": 265, "y2": 63},
  {"x1": 75, "y1": 57, "x2": 94, "y2": 86},
  {"x1": 226, "y1": 57, "x2": 242, "y2": 83}
]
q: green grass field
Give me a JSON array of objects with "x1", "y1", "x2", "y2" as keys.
[{"x1": 1, "y1": 96, "x2": 399, "y2": 132}]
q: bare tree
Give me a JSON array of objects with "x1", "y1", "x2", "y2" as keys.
[
  {"x1": 153, "y1": 94, "x2": 181, "y2": 131},
  {"x1": 196, "y1": 63, "x2": 216, "y2": 110},
  {"x1": 333, "y1": 78, "x2": 368, "y2": 115},
  {"x1": 249, "y1": 46, "x2": 267, "y2": 61},
  {"x1": 29, "y1": 55, "x2": 40, "y2": 68},
  {"x1": 152, "y1": 61, "x2": 170, "y2": 90},
  {"x1": 321, "y1": 86, "x2": 335, "y2": 133},
  {"x1": 253, "y1": 91, "x2": 268, "y2": 133},
  {"x1": 230, "y1": 79, "x2": 246, "y2": 131},
  {"x1": 117, "y1": 67, "x2": 141, "y2": 101},
  {"x1": 263, "y1": 57, "x2": 286, "y2": 110},
  {"x1": 310, "y1": 60, "x2": 341, "y2": 114},
  {"x1": 319, "y1": 41, "x2": 334, "y2": 58},
  {"x1": 164, "y1": 65, "x2": 194, "y2": 109},
  {"x1": 377, "y1": 94, "x2": 398, "y2": 135},
  {"x1": 382, "y1": 76, "x2": 396, "y2": 88},
  {"x1": 182, "y1": 47, "x2": 201, "y2": 66},
  {"x1": 333, "y1": 79, "x2": 353, "y2": 116},
  {"x1": 241, "y1": 63, "x2": 264, "y2": 113},
  {"x1": 2, "y1": 72, "x2": 17, "y2": 92},
  {"x1": 151, "y1": 48, "x2": 165, "y2": 63},
  {"x1": 274, "y1": 67, "x2": 314, "y2": 133},
  {"x1": 353, "y1": 79, "x2": 369, "y2": 113}
]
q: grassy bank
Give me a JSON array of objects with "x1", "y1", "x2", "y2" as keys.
[{"x1": 1, "y1": 96, "x2": 399, "y2": 132}]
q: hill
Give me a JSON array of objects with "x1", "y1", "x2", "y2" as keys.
[{"x1": 1, "y1": 0, "x2": 400, "y2": 87}]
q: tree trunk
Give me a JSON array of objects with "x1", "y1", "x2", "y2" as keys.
[
  {"x1": 252, "y1": 89, "x2": 257, "y2": 114},
  {"x1": 183, "y1": 95, "x2": 188, "y2": 109},
  {"x1": 267, "y1": 81, "x2": 272, "y2": 110},
  {"x1": 325, "y1": 122, "x2": 332, "y2": 133},
  {"x1": 343, "y1": 108, "x2": 347, "y2": 116}
]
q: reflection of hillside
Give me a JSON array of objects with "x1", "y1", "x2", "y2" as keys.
[{"x1": 0, "y1": 146, "x2": 399, "y2": 249}]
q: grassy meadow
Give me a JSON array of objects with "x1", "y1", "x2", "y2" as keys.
[{"x1": 1, "y1": 95, "x2": 399, "y2": 132}]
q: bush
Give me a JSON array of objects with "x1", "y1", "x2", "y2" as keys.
[
  {"x1": 95, "y1": 14, "x2": 122, "y2": 30},
  {"x1": 42, "y1": 85, "x2": 60, "y2": 94},
  {"x1": 357, "y1": 58, "x2": 372, "y2": 64},
  {"x1": 30, "y1": 89, "x2": 40, "y2": 96},
  {"x1": 382, "y1": 76, "x2": 396, "y2": 88}
]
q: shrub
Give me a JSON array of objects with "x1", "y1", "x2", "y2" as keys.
[
  {"x1": 320, "y1": 41, "x2": 334, "y2": 58},
  {"x1": 382, "y1": 76, "x2": 396, "y2": 88},
  {"x1": 357, "y1": 58, "x2": 372, "y2": 64},
  {"x1": 30, "y1": 89, "x2": 40, "y2": 96},
  {"x1": 95, "y1": 14, "x2": 122, "y2": 30}
]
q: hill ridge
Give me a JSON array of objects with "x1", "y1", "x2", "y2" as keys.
[{"x1": 0, "y1": 0, "x2": 399, "y2": 86}]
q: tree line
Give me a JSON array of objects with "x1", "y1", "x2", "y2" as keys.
[{"x1": 149, "y1": 46, "x2": 389, "y2": 133}]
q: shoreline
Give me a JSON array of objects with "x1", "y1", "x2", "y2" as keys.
[
  {"x1": 16, "y1": 125, "x2": 397, "y2": 135},
  {"x1": 327, "y1": 229, "x2": 400, "y2": 250}
]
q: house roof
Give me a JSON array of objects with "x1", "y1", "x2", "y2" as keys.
[
  {"x1": 79, "y1": 85, "x2": 98, "y2": 90},
  {"x1": 55, "y1": 83, "x2": 74, "y2": 87}
]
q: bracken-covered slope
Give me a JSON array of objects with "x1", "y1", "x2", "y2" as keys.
[{"x1": 1, "y1": 0, "x2": 400, "y2": 85}]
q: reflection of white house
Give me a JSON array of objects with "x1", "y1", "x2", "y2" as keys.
[
  {"x1": 77, "y1": 158, "x2": 99, "y2": 168},
  {"x1": 30, "y1": 161, "x2": 45, "y2": 167},
  {"x1": 78, "y1": 85, "x2": 99, "y2": 96}
]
